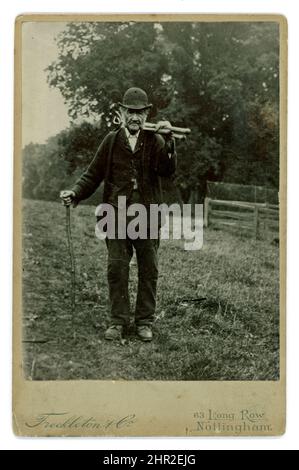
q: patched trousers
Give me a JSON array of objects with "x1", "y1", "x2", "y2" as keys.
[{"x1": 105, "y1": 236, "x2": 159, "y2": 326}]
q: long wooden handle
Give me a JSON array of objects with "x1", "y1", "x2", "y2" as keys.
[
  {"x1": 143, "y1": 122, "x2": 191, "y2": 134},
  {"x1": 143, "y1": 123, "x2": 190, "y2": 139},
  {"x1": 113, "y1": 113, "x2": 190, "y2": 139}
]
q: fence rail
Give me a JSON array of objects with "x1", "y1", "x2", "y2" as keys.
[{"x1": 204, "y1": 197, "x2": 279, "y2": 239}]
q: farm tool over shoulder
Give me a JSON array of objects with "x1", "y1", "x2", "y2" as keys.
[{"x1": 113, "y1": 109, "x2": 191, "y2": 140}]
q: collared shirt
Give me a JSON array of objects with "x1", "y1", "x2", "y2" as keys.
[{"x1": 124, "y1": 127, "x2": 140, "y2": 152}]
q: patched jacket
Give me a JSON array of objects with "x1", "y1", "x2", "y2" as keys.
[{"x1": 72, "y1": 127, "x2": 176, "y2": 206}]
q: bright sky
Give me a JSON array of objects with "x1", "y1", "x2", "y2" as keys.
[{"x1": 22, "y1": 22, "x2": 70, "y2": 146}]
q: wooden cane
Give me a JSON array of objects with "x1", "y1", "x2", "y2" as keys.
[{"x1": 65, "y1": 204, "x2": 76, "y2": 336}]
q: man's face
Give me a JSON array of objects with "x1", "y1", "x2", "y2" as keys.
[{"x1": 121, "y1": 108, "x2": 148, "y2": 134}]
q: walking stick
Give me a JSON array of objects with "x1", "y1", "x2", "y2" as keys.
[{"x1": 65, "y1": 204, "x2": 76, "y2": 336}]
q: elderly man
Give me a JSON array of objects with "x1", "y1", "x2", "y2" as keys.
[{"x1": 60, "y1": 87, "x2": 176, "y2": 342}]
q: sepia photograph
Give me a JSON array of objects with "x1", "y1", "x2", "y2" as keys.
[
  {"x1": 13, "y1": 14, "x2": 286, "y2": 437},
  {"x1": 20, "y1": 18, "x2": 282, "y2": 382}
]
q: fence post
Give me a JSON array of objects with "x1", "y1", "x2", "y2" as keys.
[
  {"x1": 253, "y1": 205, "x2": 259, "y2": 239},
  {"x1": 204, "y1": 197, "x2": 210, "y2": 227}
]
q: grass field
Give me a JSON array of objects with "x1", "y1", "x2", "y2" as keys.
[{"x1": 22, "y1": 199, "x2": 280, "y2": 381}]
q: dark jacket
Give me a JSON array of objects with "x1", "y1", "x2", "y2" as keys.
[{"x1": 72, "y1": 127, "x2": 176, "y2": 206}]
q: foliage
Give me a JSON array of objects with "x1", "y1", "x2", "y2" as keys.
[
  {"x1": 22, "y1": 123, "x2": 104, "y2": 203},
  {"x1": 23, "y1": 21, "x2": 280, "y2": 202}
]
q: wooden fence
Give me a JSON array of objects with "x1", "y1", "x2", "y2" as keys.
[{"x1": 204, "y1": 198, "x2": 279, "y2": 239}]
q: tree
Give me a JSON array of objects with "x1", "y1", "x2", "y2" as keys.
[
  {"x1": 22, "y1": 124, "x2": 105, "y2": 203},
  {"x1": 44, "y1": 21, "x2": 280, "y2": 201},
  {"x1": 22, "y1": 143, "x2": 43, "y2": 199}
]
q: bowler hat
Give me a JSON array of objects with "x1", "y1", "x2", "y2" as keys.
[{"x1": 119, "y1": 87, "x2": 152, "y2": 110}]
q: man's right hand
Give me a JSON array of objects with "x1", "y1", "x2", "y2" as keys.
[{"x1": 60, "y1": 190, "x2": 76, "y2": 207}]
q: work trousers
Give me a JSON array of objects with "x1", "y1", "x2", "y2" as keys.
[{"x1": 105, "y1": 236, "x2": 159, "y2": 327}]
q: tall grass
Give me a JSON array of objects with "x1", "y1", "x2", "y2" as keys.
[{"x1": 22, "y1": 199, "x2": 279, "y2": 381}]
